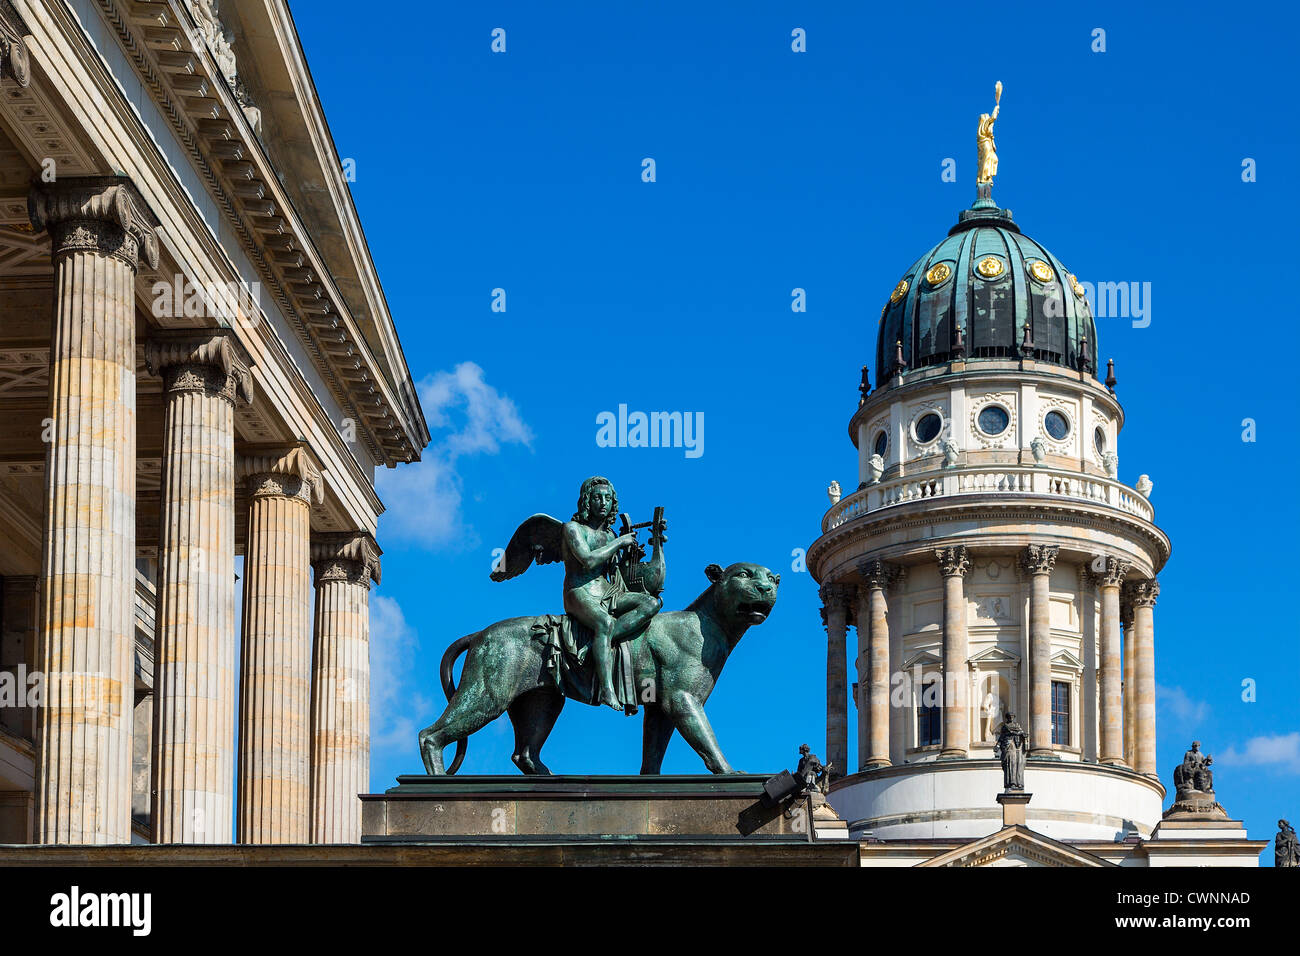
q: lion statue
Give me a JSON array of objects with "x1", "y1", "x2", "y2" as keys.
[{"x1": 418, "y1": 562, "x2": 779, "y2": 775}]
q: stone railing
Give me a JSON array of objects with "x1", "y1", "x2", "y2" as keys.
[{"x1": 822, "y1": 466, "x2": 1155, "y2": 532}]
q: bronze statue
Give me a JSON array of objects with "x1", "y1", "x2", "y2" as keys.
[
  {"x1": 795, "y1": 743, "x2": 830, "y2": 795},
  {"x1": 418, "y1": 477, "x2": 780, "y2": 775},
  {"x1": 488, "y1": 476, "x2": 663, "y2": 710},
  {"x1": 976, "y1": 81, "x2": 1002, "y2": 189},
  {"x1": 1173, "y1": 740, "x2": 1214, "y2": 798},
  {"x1": 993, "y1": 712, "x2": 1028, "y2": 791},
  {"x1": 1276, "y1": 819, "x2": 1299, "y2": 868}
]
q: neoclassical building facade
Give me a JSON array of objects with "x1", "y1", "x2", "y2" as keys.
[
  {"x1": 0, "y1": 1, "x2": 427, "y2": 845},
  {"x1": 807, "y1": 181, "x2": 1262, "y2": 865}
]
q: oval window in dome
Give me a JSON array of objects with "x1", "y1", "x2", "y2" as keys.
[
  {"x1": 1044, "y1": 410, "x2": 1070, "y2": 441},
  {"x1": 873, "y1": 431, "x2": 888, "y2": 458},
  {"x1": 977, "y1": 404, "x2": 1010, "y2": 436},
  {"x1": 914, "y1": 412, "x2": 942, "y2": 444},
  {"x1": 1094, "y1": 426, "x2": 1107, "y2": 457}
]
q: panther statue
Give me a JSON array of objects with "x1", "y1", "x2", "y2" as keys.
[{"x1": 417, "y1": 562, "x2": 779, "y2": 775}]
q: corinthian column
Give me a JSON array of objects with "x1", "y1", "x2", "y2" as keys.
[
  {"x1": 1021, "y1": 544, "x2": 1059, "y2": 757},
  {"x1": 820, "y1": 583, "x2": 854, "y2": 779},
  {"x1": 935, "y1": 546, "x2": 971, "y2": 758},
  {"x1": 1096, "y1": 556, "x2": 1130, "y2": 766},
  {"x1": 310, "y1": 532, "x2": 380, "y2": 844},
  {"x1": 1127, "y1": 579, "x2": 1159, "y2": 776},
  {"x1": 236, "y1": 446, "x2": 323, "y2": 844},
  {"x1": 858, "y1": 560, "x2": 901, "y2": 769},
  {"x1": 146, "y1": 331, "x2": 253, "y2": 843},
  {"x1": 1122, "y1": 598, "x2": 1135, "y2": 766},
  {"x1": 29, "y1": 177, "x2": 158, "y2": 844}
]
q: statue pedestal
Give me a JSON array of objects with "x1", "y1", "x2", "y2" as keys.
[
  {"x1": 996, "y1": 790, "x2": 1032, "y2": 827},
  {"x1": 362, "y1": 775, "x2": 823, "y2": 845}
]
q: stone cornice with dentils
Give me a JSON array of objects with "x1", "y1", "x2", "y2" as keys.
[{"x1": 97, "y1": 0, "x2": 420, "y2": 466}]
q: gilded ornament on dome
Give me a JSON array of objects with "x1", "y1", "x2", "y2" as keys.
[
  {"x1": 925, "y1": 262, "x2": 952, "y2": 286},
  {"x1": 1068, "y1": 273, "x2": 1085, "y2": 297},
  {"x1": 1027, "y1": 260, "x2": 1055, "y2": 284},
  {"x1": 889, "y1": 279, "x2": 909, "y2": 304},
  {"x1": 976, "y1": 256, "x2": 1004, "y2": 278}
]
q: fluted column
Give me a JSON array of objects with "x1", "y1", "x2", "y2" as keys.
[
  {"x1": 1021, "y1": 544, "x2": 1059, "y2": 757},
  {"x1": 820, "y1": 583, "x2": 853, "y2": 779},
  {"x1": 29, "y1": 177, "x2": 158, "y2": 844},
  {"x1": 1097, "y1": 556, "x2": 1130, "y2": 766},
  {"x1": 309, "y1": 532, "x2": 380, "y2": 843},
  {"x1": 1122, "y1": 598, "x2": 1135, "y2": 766},
  {"x1": 858, "y1": 560, "x2": 901, "y2": 769},
  {"x1": 1127, "y1": 579, "x2": 1159, "y2": 776},
  {"x1": 146, "y1": 332, "x2": 253, "y2": 843},
  {"x1": 935, "y1": 546, "x2": 971, "y2": 758},
  {"x1": 236, "y1": 446, "x2": 323, "y2": 844}
]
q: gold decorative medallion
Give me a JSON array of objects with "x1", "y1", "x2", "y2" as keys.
[
  {"x1": 976, "y1": 256, "x2": 1004, "y2": 278},
  {"x1": 880, "y1": 302, "x2": 888, "y2": 321},
  {"x1": 1027, "y1": 260, "x2": 1055, "y2": 284},
  {"x1": 1068, "y1": 273, "x2": 1085, "y2": 297},
  {"x1": 889, "y1": 279, "x2": 909, "y2": 304},
  {"x1": 925, "y1": 262, "x2": 952, "y2": 286}
]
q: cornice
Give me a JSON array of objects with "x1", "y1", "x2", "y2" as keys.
[{"x1": 89, "y1": 0, "x2": 421, "y2": 466}]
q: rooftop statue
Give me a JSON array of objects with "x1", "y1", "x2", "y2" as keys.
[
  {"x1": 1277, "y1": 820, "x2": 1299, "y2": 868},
  {"x1": 417, "y1": 476, "x2": 780, "y2": 775},
  {"x1": 976, "y1": 81, "x2": 1002, "y2": 193},
  {"x1": 993, "y1": 712, "x2": 1028, "y2": 791},
  {"x1": 1173, "y1": 740, "x2": 1214, "y2": 798}
]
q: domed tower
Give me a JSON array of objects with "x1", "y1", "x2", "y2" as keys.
[{"x1": 807, "y1": 93, "x2": 1171, "y2": 843}]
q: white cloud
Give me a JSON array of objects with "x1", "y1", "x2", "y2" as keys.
[
  {"x1": 376, "y1": 361, "x2": 531, "y2": 549},
  {"x1": 369, "y1": 594, "x2": 428, "y2": 762},
  {"x1": 1156, "y1": 684, "x2": 1209, "y2": 724},
  {"x1": 1218, "y1": 733, "x2": 1300, "y2": 774}
]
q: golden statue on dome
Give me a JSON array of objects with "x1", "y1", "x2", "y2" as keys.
[{"x1": 976, "y1": 81, "x2": 1002, "y2": 189}]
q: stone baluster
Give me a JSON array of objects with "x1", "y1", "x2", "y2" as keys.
[
  {"x1": 146, "y1": 331, "x2": 253, "y2": 843},
  {"x1": 935, "y1": 546, "x2": 971, "y2": 758},
  {"x1": 29, "y1": 177, "x2": 158, "y2": 844}
]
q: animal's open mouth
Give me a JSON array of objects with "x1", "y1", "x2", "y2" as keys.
[{"x1": 739, "y1": 600, "x2": 774, "y2": 623}]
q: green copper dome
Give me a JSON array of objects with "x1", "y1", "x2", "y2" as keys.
[{"x1": 875, "y1": 201, "x2": 1099, "y2": 383}]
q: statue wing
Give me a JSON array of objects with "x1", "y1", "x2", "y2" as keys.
[{"x1": 490, "y1": 514, "x2": 565, "y2": 582}]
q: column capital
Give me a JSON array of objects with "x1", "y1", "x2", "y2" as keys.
[
  {"x1": 238, "y1": 444, "x2": 324, "y2": 505},
  {"x1": 145, "y1": 329, "x2": 254, "y2": 405},
  {"x1": 1019, "y1": 543, "x2": 1059, "y2": 577},
  {"x1": 1120, "y1": 598, "x2": 1135, "y2": 628},
  {"x1": 1094, "y1": 555, "x2": 1131, "y2": 589},
  {"x1": 934, "y1": 545, "x2": 970, "y2": 578},
  {"x1": 1125, "y1": 578, "x2": 1160, "y2": 608},
  {"x1": 0, "y1": 0, "x2": 32, "y2": 88},
  {"x1": 29, "y1": 176, "x2": 160, "y2": 270},
  {"x1": 857, "y1": 558, "x2": 905, "y2": 591},
  {"x1": 311, "y1": 531, "x2": 382, "y2": 587}
]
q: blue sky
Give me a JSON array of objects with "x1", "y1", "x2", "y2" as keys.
[{"x1": 290, "y1": 1, "x2": 1298, "y2": 853}]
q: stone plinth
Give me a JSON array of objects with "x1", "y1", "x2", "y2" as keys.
[
  {"x1": 362, "y1": 775, "x2": 815, "y2": 843},
  {"x1": 996, "y1": 790, "x2": 1032, "y2": 827}
]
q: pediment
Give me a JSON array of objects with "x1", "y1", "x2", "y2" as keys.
[
  {"x1": 970, "y1": 645, "x2": 1021, "y2": 665},
  {"x1": 902, "y1": 649, "x2": 942, "y2": 670},
  {"x1": 1051, "y1": 648, "x2": 1084, "y2": 671},
  {"x1": 918, "y1": 825, "x2": 1112, "y2": 868}
]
